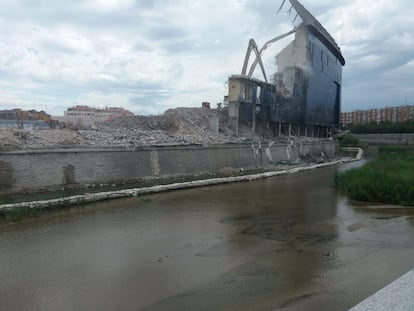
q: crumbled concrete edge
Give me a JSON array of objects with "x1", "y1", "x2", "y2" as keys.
[
  {"x1": 0, "y1": 148, "x2": 362, "y2": 211},
  {"x1": 341, "y1": 147, "x2": 363, "y2": 160}
]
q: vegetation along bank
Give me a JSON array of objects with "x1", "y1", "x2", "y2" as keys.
[{"x1": 336, "y1": 146, "x2": 414, "y2": 206}]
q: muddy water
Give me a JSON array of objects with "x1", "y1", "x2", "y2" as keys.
[{"x1": 1, "y1": 163, "x2": 414, "y2": 311}]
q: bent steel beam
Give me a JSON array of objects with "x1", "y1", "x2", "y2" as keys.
[
  {"x1": 241, "y1": 39, "x2": 268, "y2": 82},
  {"x1": 247, "y1": 29, "x2": 296, "y2": 79}
]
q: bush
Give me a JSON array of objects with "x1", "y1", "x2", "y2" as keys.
[
  {"x1": 335, "y1": 147, "x2": 414, "y2": 205},
  {"x1": 339, "y1": 133, "x2": 359, "y2": 147}
]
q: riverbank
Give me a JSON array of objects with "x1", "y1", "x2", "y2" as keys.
[
  {"x1": 336, "y1": 146, "x2": 414, "y2": 206},
  {"x1": 354, "y1": 133, "x2": 414, "y2": 145},
  {"x1": 1, "y1": 139, "x2": 336, "y2": 193},
  {"x1": 0, "y1": 150, "x2": 362, "y2": 221}
]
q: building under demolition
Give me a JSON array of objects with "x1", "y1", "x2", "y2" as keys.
[{"x1": 228, "y1": 0, "x2": 345, "y2": 138}]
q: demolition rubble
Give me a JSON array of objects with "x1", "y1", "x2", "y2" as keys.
[{"x1": 0, "y1": 107, "x2": 320, "y2": 150}]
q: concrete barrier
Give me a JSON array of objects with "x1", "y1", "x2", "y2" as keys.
[
  {"x1": 0, "y1": 141, "x2": 336, "y2": 194},
  {"x1": 349, "y1": 269, "x2": 414, "y2": 311},
  {"x1": 355, "y1": 133, "x2": 414, "y2": 145}
]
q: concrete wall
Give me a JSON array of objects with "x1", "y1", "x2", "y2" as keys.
[
  {"x1": 0, "y1": 141, "x2": 335, "y2": 194},
  {"x1": 355, "y1": 133, "x2": 414, "y2": 145}
]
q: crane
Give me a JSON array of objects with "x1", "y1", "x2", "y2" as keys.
[{"x1": 241, "y1": 29, "x2": 296, "y2": 82}]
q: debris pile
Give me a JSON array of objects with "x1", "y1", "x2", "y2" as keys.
[{"x1": 0, "y1": 107, "x2": 319, "y2": 150}]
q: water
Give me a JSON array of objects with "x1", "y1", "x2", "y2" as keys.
[{"x1": 1, "y1": 163, "x2": 414, "y2": 310}]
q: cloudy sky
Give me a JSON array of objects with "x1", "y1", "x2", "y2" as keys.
[{"x1": 0, "y1": 0, "x2": 413, "y2": 116}]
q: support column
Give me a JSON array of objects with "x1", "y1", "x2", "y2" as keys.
[
  {"x1": 150, "y1": 150, "x2": 160, "y2": 176},
  {"x1": 252, "y1": 105, "x2": 256, "y2": 132}
]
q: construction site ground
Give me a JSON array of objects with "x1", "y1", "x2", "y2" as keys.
[{"x1": 0, "y1": 107, "x2": 320, "y2": 150}]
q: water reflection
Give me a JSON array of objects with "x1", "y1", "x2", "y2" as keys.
[{"x1": 1, "y1": 164, "x2": 414, "y2": 311}]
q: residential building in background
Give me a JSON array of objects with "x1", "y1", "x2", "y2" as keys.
[
  {"x1": 341, "y1": 105, "x2": 414, "y2": 126},
  {"x1": 55, "y1": 105, "x2": 134, "y2": 128}
]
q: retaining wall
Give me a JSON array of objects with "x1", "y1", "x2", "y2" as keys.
[
  {"x1": 0, "y1": 140, "x2": 335, "y2": 194},
  {"x1": 355, "y1": 133, "x2": 414, "y2": 145}
]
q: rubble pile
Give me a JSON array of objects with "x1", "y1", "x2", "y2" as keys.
[
  {"x1": 0, "y1": 107, "x2": 319, "y2": 150},
  {"x1": 0, "y1": 129, "x2": 83, "y2": 149}
]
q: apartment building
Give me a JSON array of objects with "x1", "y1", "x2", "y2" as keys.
[
  {"x1": 56, "y1": 105, "x2": 134, "y2": 127},
  {"x1": 341, "y1": 105, "x2": 414, "y2": 126}
]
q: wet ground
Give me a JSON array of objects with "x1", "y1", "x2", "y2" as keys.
[{"x1": 1, "y1": 162, "x2": 414, "y2": 310}]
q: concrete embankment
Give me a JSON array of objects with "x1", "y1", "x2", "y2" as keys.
[
  {"x1": 355, "y1": 133, "x2": 414, "y2": 145},
  {"x1": 342, "y1": 147, "x2": 363, "y2": 159},
  {"x1": 0, "y1": 140, "x2": 335, "y2": 194},
  {"x1": 0, "y1": 147, "x2": 362, "y2": 211}
]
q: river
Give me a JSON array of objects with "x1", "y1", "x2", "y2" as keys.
[{"x1": 1, "y1": 162, "x2": 414, "y2": 310}]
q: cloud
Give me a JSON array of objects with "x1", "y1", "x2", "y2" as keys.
[
  {"x1": 320, "y1": 0, "x2": 414, "y2": 109},
  {"x1": 0, "y1": 0, "x2": 413, "y2": 115}
]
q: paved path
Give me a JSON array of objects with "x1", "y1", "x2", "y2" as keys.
[{"x1": 349, "y1": 269, "x2": 414, "y2": 311}]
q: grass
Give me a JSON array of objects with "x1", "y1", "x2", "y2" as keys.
[
  {"x1": 338, "y1": 132, "x2": 359, "y2": 147},
  {"x1": 335, "y1": 146, "x2": 414, "y2": 205}
]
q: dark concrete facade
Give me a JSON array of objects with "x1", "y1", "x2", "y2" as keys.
[
  {"x1": 228, "y1": 0, "x2": 344, "y2": 137},
  {"x1": 275, "y1": 24, "x2": 343, "y2": 128}
]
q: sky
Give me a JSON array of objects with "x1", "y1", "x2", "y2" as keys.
[{"x1": 0, "y1": 0, "x2": 413, "y2": 116}]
